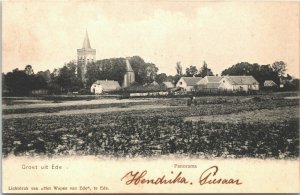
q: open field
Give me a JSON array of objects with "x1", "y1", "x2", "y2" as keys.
[
  {"x1": 185, "y1": 106, "x2": 298, "y2": 124},
  {"x1": 2, "y1": 92, "x2": 299, "y2": 158}
]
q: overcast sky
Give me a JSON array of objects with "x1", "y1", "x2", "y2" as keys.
[{"x1": 3, "y1": 1, "x2": 299, "y2": 77}]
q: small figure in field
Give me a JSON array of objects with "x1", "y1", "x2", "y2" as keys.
[
  {"x1": 192, "y1": 96, "x2": 197, "y2": 105},
  {"x1": 187, "y1": 96, "x2": 196, "y2": 106}
]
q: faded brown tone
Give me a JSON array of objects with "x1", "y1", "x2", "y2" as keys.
[{"x1": 3, "y1": 1, "x2": 300, "y2": 77}]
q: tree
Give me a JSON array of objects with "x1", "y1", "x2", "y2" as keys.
[
  {"x1": 272, "y1": 61, "x2": 287, "y2": 77},
  {"x1": 85, "y1": 56, "x2": 158, "y2": 86},
  {"x1": 86, "y1": 63, "x2": 101, "y2": 87},
  {"x1": 172, "y1": 74, "x2": 181, "y2": 84},
  {"x1": 145, "y1": 63, "x2": 158, "y2": 83},
  {"x1": 37, "y1": 70, "x2": 51, "y2": 84},
  {"x1": 221, "y1": 62, "x2": 280, "y2": 85},
  {"x1": 24, "y1": 65, "x2": 34, "y2": 75},
  {"x1": 4, "y1": 69, "x2": 31, "y2": 96},
  {"x1": 286, "y1": 74, "x2": 293, "y2": 81},
  {"x1": 185, "y1": 65, "x2": 198, "y2": 77},
  {"x1": 156, "y1": 73, "x2": 168, "y2": 83},
  {"x1": 86, "y1": 58, "x2": 126, "y2": 87},
  {"x1": 175, "y1": 61, "x2": 183, "y2": 76},
  {"x1": 55, "y1": 62, "x2": 83, "y2": 92},
  {"x1": 30, "y1": 74, "x2": 47, "y2": 90},
  {"x1": 198, "y1": 61, "x2": 214, "y2": 77},
  {"x1": 291, "y1": 79, "x2": 299, "y2": 90},
  {"x1": 3, "y1": 65, "x2": 48, "y2": 96},
  {"x1": 129, "y1": 56, "x2": 158, "y2": 84}
]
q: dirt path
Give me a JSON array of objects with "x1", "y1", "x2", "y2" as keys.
[
  {"x1": 3, "y1": 105, "x2": 186, "y2": 119},
  {"x1": 2, "y1": 98, "x2": 152, "y2": 110}
]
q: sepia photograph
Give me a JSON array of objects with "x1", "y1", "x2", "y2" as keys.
[{"x1": 1, "y1": 0, "x2": 299, "y2": 193}]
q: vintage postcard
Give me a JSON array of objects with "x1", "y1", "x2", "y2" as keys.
[{"x1": 1, "y1": 0, "x2": 299, "y2": 193}]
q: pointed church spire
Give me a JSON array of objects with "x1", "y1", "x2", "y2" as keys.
[
  {"x1": 82, "y1": 30, "x2": 91, "y2": 49},
  {"x1": 125, "y1": 58, "x2": 133, "y2": 72}
]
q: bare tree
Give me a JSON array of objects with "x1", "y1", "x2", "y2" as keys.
[{"x1": 175, "y1": 61, "x2": 183, "y2": 76}]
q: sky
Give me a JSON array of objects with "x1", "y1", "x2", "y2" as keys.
[{"x1": 2, "y1": 1, "x2": 300, "y2": 78}]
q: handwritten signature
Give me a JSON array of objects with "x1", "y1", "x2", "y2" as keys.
[{"x1": 121, "y1": 166, "x2": 242, "y2": 185}]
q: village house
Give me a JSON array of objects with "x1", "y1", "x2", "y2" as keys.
[
  {"x1": 90, "y1": 80, "x2": 121, "y2": 94},
  {"x1": 264, "y1": 80, "x2": 278, "y2": 87},
  {"x1": 162, "y1": 81, "x2": 175, "y2": 89},
  {"x1": 196, "y1": 76, "x2": 223, "y2": 90},
  {"x1": 197, "y1": 76, "x2": 223, "y2": 85},
  {"x1": 219, "y1": 76, "x2": 259, "y2": 92},
  {"x1": 148, "y1": 81, "x2": 159, "y2": 86},
  {"x1": 176, "y1": 77, "x2": 202, "y2": 91}
]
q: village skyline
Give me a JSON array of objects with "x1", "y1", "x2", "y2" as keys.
[
  {"x1": 2, "y1": 2, "x2": 299, "y2": 192},
  {"x1": 3, "y1": 1, "x2": 299, "y2": 78}
]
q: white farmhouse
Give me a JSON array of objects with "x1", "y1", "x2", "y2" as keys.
[
  {"x1": 219, "y1": 76, "x2": 259, "y2": 92},
  {"x1": 197, "y1": 76, "x2": 223, "y2": 85},
  {"x1": 176, "y1": 77, "x2": 202, "y2": 91},
  {"x1": 197, "y1": 76, "x2": 223, "y2": 90},
  {"x1": 91, "y1": 80, "x2": 121, "y2": 94}
]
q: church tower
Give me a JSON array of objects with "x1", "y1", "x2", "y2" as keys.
[
  {"x1": 123, "y1": 58, "x2": 135, "y2": 87},
  {"x1": 77, "y1": 30, "x2": 96, "y2": 83}
]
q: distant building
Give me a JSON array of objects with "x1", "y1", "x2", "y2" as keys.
[
  {"x1": 30, "y1": 89, "x2": 49, "y2": 95},
  {"x1": 123, "y1": 58, "x2": 135, "y2": 87},
  {"x1": 77, "y1": 30, "x2": 96, "y2": 83},
  {"x1": 197, "y1": 76, "x2": 222, "y2": 85},
  {"x1": 219, "y1": 76, "x2": 259, "y2": 92},
  {"x1": 176, "y1": 77, "x2": 202, "y2": 91},
  {"x1": 279, "y1": 76, "x2": 293, "y2": 88},
  {"x1": 162, "y1": 81, "x2": 174, "y2": 89},
  {"x1": 91, "y1": 80, "x2": 121, "y2": 94},
  {"x1": 197, "y1": 76, "x2": 222, "y2": 90},
  {"x1": 264, "y1": 80, "x2": 278, "y2": 87},
  {"x1": 203, "y1": 83, "x2": 222, "y2": 90},
  {"x1": 149, "y1": 81, "x2": 159, "y2": 86}
]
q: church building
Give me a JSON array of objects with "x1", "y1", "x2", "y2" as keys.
[
  {"x1": 123, "y1": 58, "x2": 135, "y2": 87},
  {"x1": 77, "y1": 30, "x2": 96, "y2": 83},
  {"x1": 77, "y1": 31, "x2": 135, "y2": 89}
]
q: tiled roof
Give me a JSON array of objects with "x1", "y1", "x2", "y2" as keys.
[
  {"x1": 224, "y1": 76, "x2": 259, "y2": 85},
  {"x1": 264, "y1": 80, "x2": 277, "y2": 86},
  {"x1": 206, "y1": 76, "x2": 223, "y2": 83},
  {"x1": 181, "y1": 77, "x2": 203, "y2": 86},
  {"x1": 162, "y1": 82, "x2": 174, "y2": 88},
  {"x1": 149, "y1": 81, "x2": 159, "y2": 86}
]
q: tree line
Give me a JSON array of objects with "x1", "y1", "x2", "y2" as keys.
[
  {"x1": 2, "y1": 56, "x2": 160, "y2": 96},
  {"x1": 2, "y1": 57, "x2": 298, "y2": 96}
]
